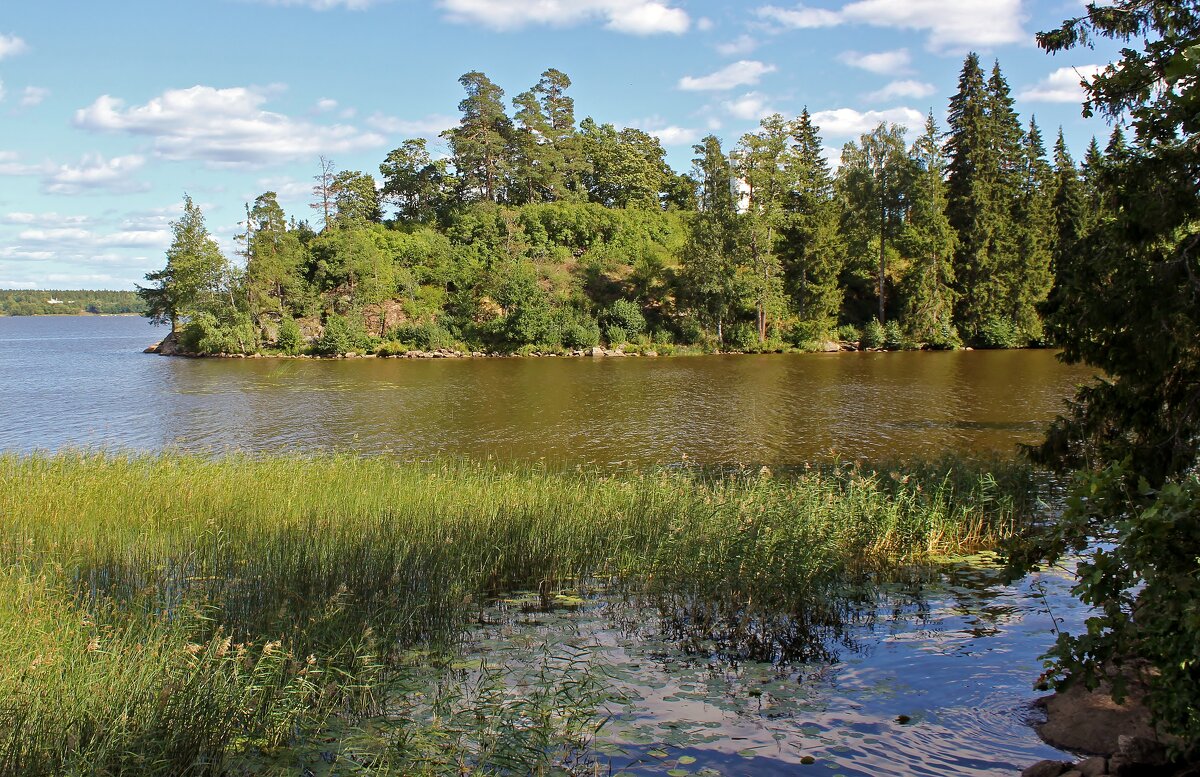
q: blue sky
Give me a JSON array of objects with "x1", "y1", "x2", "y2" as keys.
[{"x1": 0, "y1": 0, "x2": 1120, "y2": 290}]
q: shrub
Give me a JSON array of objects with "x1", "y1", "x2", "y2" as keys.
[
  {"x1": 861, "y1": 319, "x2": 885, "y2": 349},
  {"x1": 179, "y1": 312, "x2": 258, "y2": 355},
  {"x1": 653, "y1": 329, "x2": 674, "y2": 346},
  {"x1": 926, "y1": 321, "x2": 962, "y2": 350},
  {"x1": 726, "y1": 322, "x2": 759, "y2": 351},
  {"x1": 388, "y1": 321, "x2": 456, "y2": 351},
  {"x1": 977, "y1": 317, "x2": 1023, "y2": 349},
  {"x1": 604, "y1": 299, "x2": 646, "y2": 337},
  {"x1": 883, "y1": 320, "x2": 906, "y2": 350},
  {"x1": 276, "y1": 316, "x2": 303, "y2": 355},
  {"x1": 561, "y1": 318, "x2": 601, "y2": 349},
  {"x1": 836, "y1": 324, "x2": 861, "y2": 343},
  {"x1": 315, "y1": 314, "x2": 369, "y2": 355},
  {"x1": 604, "y1": 325, "x2": 627, "y2": 347}
]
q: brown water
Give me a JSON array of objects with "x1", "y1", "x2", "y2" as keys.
[{"x1": 0, "y1": 315, "x2": 1096, "y2": 464}]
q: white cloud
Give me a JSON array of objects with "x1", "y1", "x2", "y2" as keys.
[
  {"x1": 0, "y1": 151, "x2": 45, "y2": 177},
  {"x1": 367, "y1": 112, "x2": 457, "y2": 136},
  {"x1": 722, "y1": 91, "x2": 779, "y2": 121},
  {"x1": 696, "y1": 17, "x2": 714, "y2": 31},
  {"x1": 648, "y1": 125, "x2": 700, "y2": 146},
  {"x1": 4, "y1": 212, "x2": 91, "y2": 227},
  {"x1": 840, "y1": 48, "x2": 911, "y2": 75},
  {"x1": 809, "y1": 106, "x2": 925, "y2": 137},
  {"x1": 315, "y1": 97, "x2": 339, "y2": 112},
  {"x1": 755, "y1": 4, "x2": 841, "y2": 28},
  {"x1": 755, "y1": 0, "x2": 1027, "y2": 51},
  {"x1": 840, "y1": 0, "x2": 1027, "y2": 51},
  {"x1": 0, "y1": 80, "x2": 5, "y2": 103},
  {"x1": 679, "y1": 60, "x2": 777, "y2": 91},
  {"x1": 73, "y1": 85, "x2": 387, "y2": 167},
  {"x1": 20, "y1": 86, "x2": 49, "y2": 107},
  {"x1": 439, "y1": 0, "x2": 690, "y2": 34},
  {"x1": 42, "y1": 154, "x2": 148, "y2": 195},
  {"x1": 1018, "y1": 64, "x2": 1104, "y2": 102},
  {"x1": 251, "y1": 0, "x2": 379, "y2": 9},
  {"x1": 0, "y1": 34, "x2": 29, "y2": 60},
  {"x1": 716, "y1": 34, "x2": 759, "y2": 56},
  {"x1": 865, "y1": 79, "x2": 936, "y2": 101}
]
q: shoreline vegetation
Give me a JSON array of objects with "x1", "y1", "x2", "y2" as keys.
[
  {"x1": 134, "y1": 54, "x2": 1109, "y2": 361},
  {"x1": 0, "y1": 451, "x2": 1039, "y2": 776},
  {"x1": 0, "y1": 289, "x2": 143, "y2": 317}
]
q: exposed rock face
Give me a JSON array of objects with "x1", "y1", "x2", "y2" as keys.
[{"x1": 146, "y1": 331, "x2": 179, "y2": 355}]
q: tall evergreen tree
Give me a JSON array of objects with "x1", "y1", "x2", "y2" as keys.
[
  {"x1": 1042, "y1": 129, "x2": 1088, "y2": 329},
  {"x1": 682, "y1": 135, "x2": 741, "y2": 344},
  {"x1": 1008, "y1": 118, "x2": 1055, "y2": 341},
  {"x1": 897, "y1": 113, "x2": 957, "y2": 345},
  {"x1": 138, "y1": 195, "x2": 230, "y2": 334},
  {"x1": 781, "y1": 109, "x2": 843, "y2": 333}
]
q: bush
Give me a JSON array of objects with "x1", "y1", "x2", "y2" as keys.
[
  {"x1": 926, "y1": 321, "x2": 962, "y2": 350},
  {"x1": 604, "y1": 325, "x2": 627, "y2": 347},
  {"x1": 836, "y1": 324, "x2": 861, "y2": 343},
  {"x1": 976, "y1": 317, "x2": 1023, "y2": 349},
  {"x1": 179, "y1": 312, "x2": 258, "y2": 355},
  {"x1": 652, "y1": 329, "x2": 674, "y2": 346},
  {"x1": 861, "y1": 319, "x2": 885, "y2": 349},
  {"x1": 883, "y1": 320, "x2": 906, "y2": 350},
  {"x1": 388, "y1": 321, "x2": 456, "y2": 351},
  {"x1": 315, "y1": 314, "x2": 369, "y2": 355},
  {"x1": 604, "y1": 299, "x2": 646, "y2": 337},
  {"x1": 678, "y1": 318, "x2": 704, "y2": 346},
  {"x1": 561, "y1": 318, "x2": 601, "y2": 349},
  {"x1": 276, "y1": 316, "x2": 303, "y2": 355},
  {"x1": 726, "y1": 322, "x2": 759, "y2": 351}
]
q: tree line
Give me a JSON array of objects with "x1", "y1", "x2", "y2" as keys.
[
  {"x1": 140, "y1": 58, "x2": 1120, "y2": 356},
  {"x1": 0, "y1": 290, "x2": 144, "y2": 317}
]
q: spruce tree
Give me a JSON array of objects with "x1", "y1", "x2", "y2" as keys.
[
  {"x1": 1008, "y1": 118, "x2": 1054, "y2": 342},
  {"x1": 897, "y1": 112, "x2": 957, "y2": 346},
  {"x1": 781, "y1": 109, "x2": 843, "y2": 334},
  {"x1": 1042, "y1": 129, "x2": 1088, "y2": 332},
  {"x1": 683, "y1": 135, "x2": 741, "y2": 345}
]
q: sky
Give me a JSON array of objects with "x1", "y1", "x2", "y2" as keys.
[{"x1": 0, "y1": 0, "x2": 1122, "y2": 290}]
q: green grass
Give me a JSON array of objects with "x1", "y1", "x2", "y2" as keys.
[{"x1": 0, "y1": 452, "x2": 1040, "y2": 775}]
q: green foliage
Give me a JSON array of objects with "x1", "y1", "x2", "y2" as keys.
[
  {"x1": 604, "y1": 298, "x2": 646, "y2": 336},
  {"x1": 883, "y1": 320, "x2": 906, "y2": 350},
  {"x1": 179, "y1": 311, "x2": 259, "y2": 355},
  {"x1": 861, "y1": 318, "x2": 885, "y2": 349},
  {"x1": 975, "y1": 317, "x2": 1023, "y2": 349},
  {"x1": 388, "y1": 320, "x2": 457, "y2": 351},
  {"x1": 560, "y1": 316, "x2": 601, "y2": 349},
  {"x1": 603, "y1": 325, "x2": 627, "y2": 346},
  {"x1": 0, "y1": 290, "x2": 144, "y2": 316},
  {"x1": 315, "y1": 313, "x2": 369, "y2": 355},
  {"x1": 836, "y1": 323, "x2": 861, "y2": 342},
  {"x1": 1009, "y1": 2, "x2": 1200, "y2": 752},
  {"x1": 276, "y1": 315, "x2": 303, "y2": 354}
]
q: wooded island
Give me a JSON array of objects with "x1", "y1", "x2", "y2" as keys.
[{"x1": 140, "y1": 54, "x2": 1111, "y2": 357}]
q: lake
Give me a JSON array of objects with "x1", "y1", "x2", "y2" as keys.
[{"x1": 0, "y1": 315, "x2": 1096, "y2": 464}]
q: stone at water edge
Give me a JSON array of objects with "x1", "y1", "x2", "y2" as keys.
[
  {"x1": 1022, "y1": 761, "x2": 1072, "y2": 777},
  {"x1": 1076, "y1": 756, "x2": 1109, "y2": 777}
]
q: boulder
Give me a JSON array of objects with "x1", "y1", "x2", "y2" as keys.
[
  {"x1": 1036, "y1": 682, "x2": 1159, "y2": 755},
  {"x1": 1023, "y1": 760, "x2": 1071, "y2": 777},
  {"x1": 1076, "y1": 757, "x2": 1109, "y2": 777},
  {"x1": 589, "y1": 345, "x2": 605, "y2": 357}
]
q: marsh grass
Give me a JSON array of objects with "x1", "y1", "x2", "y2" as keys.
[{"x1": 0, "y1": 452, "x2": 1040, "y2": 775}]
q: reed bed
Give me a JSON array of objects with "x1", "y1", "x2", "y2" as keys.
[{"x1": 0, "y1": 452, "x2": 1039, "y2": 775}]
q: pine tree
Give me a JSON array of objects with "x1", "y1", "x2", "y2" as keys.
[
  {"x1": 683, "y1": 135, "x2": 741, "y2": 344},
  {"x1": 138, "y1": 195, "x2": 230, "y2": 334},
  {"x1": 443, "y1": 71, "x2": 514, "y2": 203},
  {"x1": 1042, "y1": 129, "x2": 1088, "y2": 333}
]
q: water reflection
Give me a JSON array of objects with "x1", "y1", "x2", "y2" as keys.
[{"x1": 1, "y1": 316, "x2": 1098, "y2": 465}]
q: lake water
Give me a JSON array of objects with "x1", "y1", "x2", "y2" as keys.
[
  {"x1": 0, "y1": 314, "x2": 1095, "y2": 774},
  {"x1": 0, "y1": 315, "x2": 1097, "y2": 465}
]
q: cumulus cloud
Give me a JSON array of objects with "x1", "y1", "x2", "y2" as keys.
[
  {"x1": 367, "y1": 112, "x2": 457, "y2": 136},
  {"x1": 809, "y1": 106, "x2": 925, "y2": 137},
  {"x1": 679, "y1": 60, "x2": 777, "y2": 91},
  {"x1": 315, "y1": 97, "x2": 339, "y2": 112},
  {"x1": 755, "y1": 0, "x2": 1027, "y2": 51},
  {"x1": 20, "y1": 86, "x2": 49, "y2": 107},
  {"x1": 755, "y1": 4, "x2": 841, "y2": 28},
  {"x1": 865, "y1": 79, "x2": 935, "y2": 101},
  {"x1": 73, "y1": 85, "x2": 387, "y2": 167},
  {"x1": 0, "y1": 151, "x2": 45, "y2": 177},
  {"x1": 722, "y1": 91, "x2": 779, "y2": 121},
  {"x1": 840, "y1": 49, "x2": 911, "y2": 75},
  {"x1": 716, "y1": 34, "x2": 759, "y2": 56},
  {"x1": 646, "y1": 125, "x2": 700, "y2": 146},
  {"x1": 0, "y1": 34, "x2": 28, "y2": 60},
  {"x1": 1019, "y1": 64, "x2": 1104, "y2": 102},
  {"x1": 41, "y1": 154, "x2": 148, "y2": 195},
  {"x1": 439, "y1": 0, "x2": 690, "y2": 34},
  {"x1": 250, "y1": 0, "x2": 379, "y2": 9}
]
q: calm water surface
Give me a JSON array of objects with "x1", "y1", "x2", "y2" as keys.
[{"x1": 0, "y1": 315, "x2": 1097, "y2": 464}]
